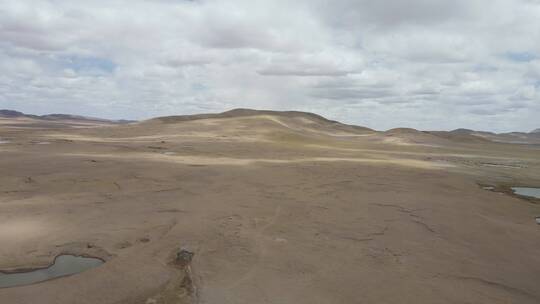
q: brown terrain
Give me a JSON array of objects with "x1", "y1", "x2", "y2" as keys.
[{"x1": 0, "y1": 108, "x2": 539, "y2": 304}]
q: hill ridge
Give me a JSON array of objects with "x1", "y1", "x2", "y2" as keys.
[{"x1": 151, "y1": 108, "x2": 374, "y2": 132}]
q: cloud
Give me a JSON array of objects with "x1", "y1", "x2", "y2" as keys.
[
  {"x1": 0, "y1": 0, "x2": 539, "y2": 132},
  {"x1": 256, "y1": 51, "x2": 364, "y2": 77},
  {"x1": 310, "y1": 88, "x2": 397, "y2": 100},
  {"x1": 310, "y1": 0, "x2": 471, "y2": 29},
  {"x1": 258, "y1": 69, "x2": 352, "y2": 77}
]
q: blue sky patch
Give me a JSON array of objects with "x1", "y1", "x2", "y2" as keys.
[
  {"x1": 58, "y1": 55, "x2": 116, "y2": 73},
  {"x1": 505, "y1": 52, "x2": 536, "y2": 62}
]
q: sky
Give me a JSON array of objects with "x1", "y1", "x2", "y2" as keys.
[{"x1": 0, "y1": 0, "x2": 539, "y2": 132}]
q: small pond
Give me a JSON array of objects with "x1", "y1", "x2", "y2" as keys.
[
  {"x1": 0, "y1": 254, "x2": 104, "y2": 288},
  {"x1": 511, "y1": 187, "x2": 540, "y2": 199}
]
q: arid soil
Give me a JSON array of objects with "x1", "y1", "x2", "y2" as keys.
[{"x1": 1, "y1": 109, "x2": 539, "y2": 304}]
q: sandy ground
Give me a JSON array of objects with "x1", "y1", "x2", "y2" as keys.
[{"x1": 0, "y1": 111, "x2": 539, "y2": 304}]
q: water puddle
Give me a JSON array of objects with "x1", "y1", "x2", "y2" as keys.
[
  {"x1": 511, "y1": 187, "x2": 540, "y2": 199},
  {"x1": 0, "y1": 254, "x2": 104, "y2": 288}
]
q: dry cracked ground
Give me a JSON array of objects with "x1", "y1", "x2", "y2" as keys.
[{"x1": 0, "y1": 109, "x2": 539, "y2": 304}]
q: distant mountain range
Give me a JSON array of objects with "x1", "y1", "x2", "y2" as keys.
[
  {"x1": 448, "y1": 128, "x2": 540, "y2": 135},
  {"x1": 0, "y1": 109, "x2": 135, "y2": 124},
  {"x1": 1, "y1": 108, "x2": 538, "y2": 144},
  {"x1": 428, "y1": 128, "x2": 540, "y2": 145}
]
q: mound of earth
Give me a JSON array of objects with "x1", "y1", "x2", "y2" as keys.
[
  {"x1": 151, "y1": 108, "x2": 373, "y2": 133},
  {"x1": 428, "y1": 130, "x2": 491, "y2": 143}
]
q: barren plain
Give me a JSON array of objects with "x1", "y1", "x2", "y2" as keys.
[{"x1": 0, "y1": 109, "x2": 539, "y2": 304}]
